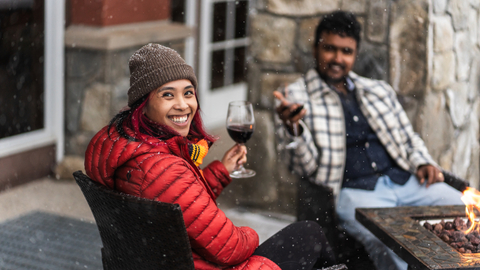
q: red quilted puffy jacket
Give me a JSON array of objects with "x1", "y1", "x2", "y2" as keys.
[{"x1": 84, "y1": 125, "x2": 280, "y2": 270}]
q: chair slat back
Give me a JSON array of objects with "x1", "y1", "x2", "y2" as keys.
[{"x1": 73, "y1": 171, "x2": 194, "y2": 270}]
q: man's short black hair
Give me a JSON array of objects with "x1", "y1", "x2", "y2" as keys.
[{"x1": 314, "y1": 11, "x2": 361, "y2": 48}]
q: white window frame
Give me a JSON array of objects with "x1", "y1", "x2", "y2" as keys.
[
  {"x1": 184, "y1": 0, "x2": 196, "y2": 68},
  {"x1": 198, "y1": 0, "x2": 251, "y2": 129},
  {"x1": 0, "y1": 0, "x2": 64, "y2": 162}
]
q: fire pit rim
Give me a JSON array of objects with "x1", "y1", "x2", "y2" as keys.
[{"x1": 356, "y1": 205, "x2": 480, "y2": 270}]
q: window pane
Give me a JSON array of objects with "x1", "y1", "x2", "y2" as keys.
[
  {"x1": 212, "y1": 2, "x2": 226, "y2": 42},
  {"x1": 233, "y1": 47, "x2": 247, "y2": 84},
  {"x1": 211, "y1": 50, "x2": 225, "y2": 90},
  {"x1": 0, "y1": 2, "x2": 45, "y2": 139},
  {"x1": 235, "y1": 1, "x2": 248, "y2": 39},
  {"x1": 171, "y1": 0, "x2": 185, "y2": 23}
]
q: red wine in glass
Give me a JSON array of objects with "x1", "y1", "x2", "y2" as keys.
[
  {"x1": 227, "y1": 124, "x2": 254, "y2": 144},
  {"x1": 226, "y1": 101, "x2": 256, "y2": 178}
]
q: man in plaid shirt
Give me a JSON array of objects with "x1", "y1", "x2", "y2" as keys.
[{"x1": 274, "y1": 11, "x2": 463, "y2": 270}]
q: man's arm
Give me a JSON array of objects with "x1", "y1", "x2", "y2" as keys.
[{"x1": 382, "y1": 81, "x2": 443, "y2": 187}]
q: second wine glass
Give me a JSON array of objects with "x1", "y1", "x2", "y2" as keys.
[
  {"x1": 226, "y1": 101, "x2": 256, "y2": 178},
  {"x1": 284, "y1": 103, "x2": 304, "y2": 149}
]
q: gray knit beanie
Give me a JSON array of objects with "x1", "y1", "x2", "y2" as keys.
[{"x1": 127, "y1": 43, "x2": 198, "y2": 106}]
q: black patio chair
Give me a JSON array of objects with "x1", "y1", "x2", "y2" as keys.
[
  {"x1": 297, "y1": 176, "x2": 372, "y2": 269},
  {"x1": 297, "y1": 170, "x2": 469, "y2": 270},
  {"x1": 73, "y1": 170, "x2": 194, "y2": 270}
]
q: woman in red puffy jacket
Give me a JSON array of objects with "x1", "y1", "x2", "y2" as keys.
[{"x1": 85, "y1": 43, "x2": 336, "y2": 270}]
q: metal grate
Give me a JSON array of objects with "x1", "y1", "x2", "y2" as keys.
[{"x1": 0, "y1": 211, "x2": 102, "y2": 270}]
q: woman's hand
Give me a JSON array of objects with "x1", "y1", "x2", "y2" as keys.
[{"x1": 221, "y1": 144, "x2": 247, "y2": 174}]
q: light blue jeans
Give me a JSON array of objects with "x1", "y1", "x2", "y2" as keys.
[{"x1": 336, "y1": 174, "x2": 464, "y2": 270}]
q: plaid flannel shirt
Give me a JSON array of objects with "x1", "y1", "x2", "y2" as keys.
[{"x1": 275, "y1": 69, "x2": 436, "y2": 195}]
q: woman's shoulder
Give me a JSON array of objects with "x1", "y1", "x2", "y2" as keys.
[
  {"x1": 126, "y1": 142, "x2": 201, "y2": 201},
  {"x1": 126, "y1": 136, "x2": 196, "y2": 174},
  {"x1": 88, "y1": 125, "x2": 174, "y2": 153},
  {"x1": 85, "y1": 125, "x2": 179, "y2": 187}
]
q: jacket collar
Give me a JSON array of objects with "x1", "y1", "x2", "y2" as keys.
[
  {"x1": 347, "y1": 71, "x2": 371, "y2": 96},
  {"x1": 121, "y1": 124, "x2": 186, "y2": 157}
]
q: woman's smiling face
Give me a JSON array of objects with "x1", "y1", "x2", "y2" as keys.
[{"x1": 144, "y1": 79, "x2": 198, "y2": 137}]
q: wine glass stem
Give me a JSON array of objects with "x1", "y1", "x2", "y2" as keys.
[
  {"x1": 229, "y1": 143, "x2": 255, "y2": 178},
  {"x1": 236, "y1": 164, "x2": 247, "y2": 173}
]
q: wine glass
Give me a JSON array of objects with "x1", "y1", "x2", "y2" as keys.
[
  {"x1": 226, "y1": 101, "x2": 256, "y2": 178},
  {"x1": 284, "y1": 103, "x2": 304, "y2": 149}
]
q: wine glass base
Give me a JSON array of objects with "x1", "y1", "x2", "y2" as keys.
[
  {"x1": 284, "y1": 141, "x2": 299, "y2": 149},
  {"x1": 230, "y1": 169, "x2": 256, "y2": 179}
]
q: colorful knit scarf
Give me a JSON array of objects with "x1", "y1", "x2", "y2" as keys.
[{"x1": 188, "y1": 139, "x2": 209, "y2": 167}]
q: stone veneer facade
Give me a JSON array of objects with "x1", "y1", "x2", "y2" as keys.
[
  {"x1": 427, "y1": 0, "x2": 480, "y2": 187},
  {"x1": 220, "y1": 0, "x2": 480, "y2": 215}
]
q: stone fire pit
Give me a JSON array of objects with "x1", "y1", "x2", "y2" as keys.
[{"x1": 356, "y1": 205, "x2": 480, "y2": 270}]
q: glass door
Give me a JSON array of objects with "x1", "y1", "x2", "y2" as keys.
[
  {"x1": 0, "y1": 1, "x2": 44, "y2": 139},
  {"x1": 0, "y1": 0, "x2": 64, "y2": 161},
  {"x1": 198, "y1": 0, "x2": 250, "y2": 128}
]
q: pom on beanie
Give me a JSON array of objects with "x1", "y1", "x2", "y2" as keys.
[{"x1": 127, "y1": 43, "x2": 198, "y2": 106}]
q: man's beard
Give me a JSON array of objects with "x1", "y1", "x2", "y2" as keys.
[
  {"x1": 322, "y1": 75, "x2": 345, "y2": 85},
  {"x1": 317, "y1": 65, "x2": 347, "y2": 85},
  {"x1": 317, "y1": 68, "x2": 347, "y2": 85}
]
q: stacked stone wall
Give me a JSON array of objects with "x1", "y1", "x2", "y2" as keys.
[{"x1": 424, "y1": 0, "x2": 480, "y2": 188}]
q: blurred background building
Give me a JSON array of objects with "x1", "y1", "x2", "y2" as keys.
[{"x1": 1, "y1": 0, "x2": 479, "y2": 216}]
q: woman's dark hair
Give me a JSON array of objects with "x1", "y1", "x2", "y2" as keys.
[
  {"x1": 109, "y1": 90, "x2": 216, "y2": 146},
  {"x1": 314, "y1": 11, "x2": 361, "y2": 49}
]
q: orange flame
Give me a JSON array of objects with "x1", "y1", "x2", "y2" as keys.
[{"x1": 461, "y1": 187, "x2": 480, "y2": 234}]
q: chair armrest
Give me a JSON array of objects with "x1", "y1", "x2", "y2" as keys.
[
  {"x1": 442, "y1": 170, "x2": 469, "y2": 192},
  {"x1": 321, "y1": 264, "x2": 348, "y2": 270}
]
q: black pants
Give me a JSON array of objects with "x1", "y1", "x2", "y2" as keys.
[{"x1": 253, "y1": 221, "x2": 336, "y2": 270}]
